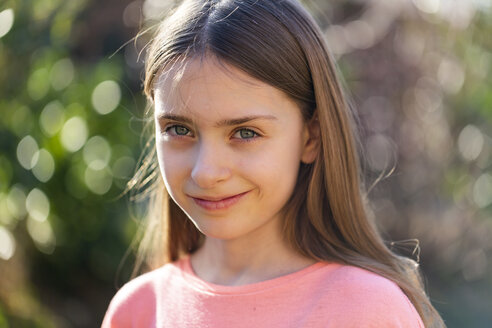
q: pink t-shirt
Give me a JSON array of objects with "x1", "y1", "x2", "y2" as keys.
[{"x1": 102, "y1": 257, "x2": 424, "y2": 327}]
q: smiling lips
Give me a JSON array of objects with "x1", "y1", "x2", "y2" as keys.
[{"x1": 191, "y1": 191, "x2": 250, "y2": 210}]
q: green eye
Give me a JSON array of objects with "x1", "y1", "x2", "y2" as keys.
[
  {"x1": 235, "y1": 128, "x2": 258, "y2": 139},
  {"x1": 174, "y1": 126, "x2": 189, "y2": 135},
  {"x1": 165, "y1": 125, "x2": 190, "y2": 136}
]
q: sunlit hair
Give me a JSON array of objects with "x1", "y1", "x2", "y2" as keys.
[{"x1": 127, "y1": 0, "x2": 445, "y2": 326}]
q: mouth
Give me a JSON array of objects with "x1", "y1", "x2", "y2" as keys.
[{"x1": 190, "y1": 191, "x2": 250, "y2": 211}]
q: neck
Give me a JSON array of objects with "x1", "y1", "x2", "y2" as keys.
[{"x1": 190, "y1": 225, "x2": 315, "y2": 286}]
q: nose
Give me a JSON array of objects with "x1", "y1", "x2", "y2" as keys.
[{"x1": 191, "y1": 140, "x2": 231, "y2": 189}]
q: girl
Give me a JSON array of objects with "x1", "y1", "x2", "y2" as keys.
[{"x1": 103, "y1": 0, "x2": 445, "y2": 327}]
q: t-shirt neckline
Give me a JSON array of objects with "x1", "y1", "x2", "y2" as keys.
[{"x1": 176, "y1": 256, "x2": 333, "y2": 295}]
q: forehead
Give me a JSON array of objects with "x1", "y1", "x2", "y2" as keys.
[{"x1": 153, "y1": 58, "x2": 301, "y2": 121}]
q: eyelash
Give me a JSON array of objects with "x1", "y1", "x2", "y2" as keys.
[
  {"x1": 164, "y1": 125, "x2": 193, "y2": 137},
  {"x1": 162, "y1": 124, "x2": 261, "y2": 142},
  {"x1": 232, "y1": 128, "x2": 260, "y2": 141}
]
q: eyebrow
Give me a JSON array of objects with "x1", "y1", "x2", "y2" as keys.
[{"x1": 156, "y1": 113, "x2": 277, "y2": 127}]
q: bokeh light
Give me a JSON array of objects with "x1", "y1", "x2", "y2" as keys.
[
  {"x1": 344, "y1": 20, "x2": 374, "y2": 50},
  {"x1": 25, "y1": 188, "x2": 50, "y2": 223},
  {"x1": 414, "y1": 77, "x2": 443, "y2": 121},
  {"x1": 324, "y1": 25, "x2": 348, "y2": 56},
  {"x1": 112, "y1": 156, "x2": 135, "y2": 179},
  {"x1": 123, "y1": 1, "x2": 142, "y2": 28},
  {"x1": 0, "y1": 226, "x2": 16, "y2": 260},
  {"x1": 440, "y1": 1, "x2": 476, "y2": 30},
  {"x1": 0, "y1": 9, "x2": 14, "y2": 39},
  {"x1": 413, "y1": 0, "x2": 440, "y2": 14},
  {"x1": 365, "y1": 134, "x2": 395, "y2": 172},
  {"x1": 83, "y1": 136, "x2": 111, "y2": 170},
  {"x1": 361, "y1": 96, "x2": 394, "y2": 133},
  {"x1": 6, "y1": 185, "x2": 27, "y2": 220},
  {"x1": 458, "y1": 125, "x2": 484, "y2": 162},
  {"x1": 473, "y1": 173, "x2": 492, "y2": 208},
  {"x1": 31, "y1": 148, "x2": 55, "y2": 182},
  {"x1": 40, "y1": 100, "x2": 65, "y2": 137},
  {"x1": 84, "y1": 167, "x2": 112, "y2": 195},
  {"x1": 10, "y1": 105, "x2": 34, "y2": 136},
  {"x1": 27, "y1": 67, "x2": 50, "y2": 100},
  {"x1": 50, "y1": 58, "x2": 75, "y2": 91},
  {"x1": 50, "y1": 13, "x2": 73, "y2": 43},
  {"x1": 16, "y1": 135, "x2": 39, "y2": 170},
  {"x1": 142, "y1": 0, "x2": 173, "y2": 20},
  {"x1": 437, "y1": 57, "x2": 465, "y2": 94},
  {"x1": 393, "y1": 26, "x2": 426, "y2": 66},
  {"x1": 26, "y1": 216, "x2": 56, "y2": 254},
  {"x1": 60, "y1": 116, "x2": 89, "y2": 152},
  {"x1": 111, "y1": 144, "x2": 136, "y2": 188},
  {"x1": 32, "y1": 0, "x2": 59, "y2": 21},
  {"x1": 91, "y1": 80, "x2": 121, "y2": 115}
]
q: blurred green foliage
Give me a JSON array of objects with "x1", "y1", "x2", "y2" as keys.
[
  {"x1": 0, "y1": 0, "x2": 145, "y2": 326},
  {"x1": 0, "y1": 0, "x2": 491, "y2": 327}
]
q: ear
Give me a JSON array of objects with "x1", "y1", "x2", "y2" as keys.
[{"x1": 301, "y1": 112, "x2": 320, "y2": 164}]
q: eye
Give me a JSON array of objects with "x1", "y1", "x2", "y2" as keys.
[
  {"x1": 165, "y1": 125, "x2": 192, "y2": 136},
  {"x1": 232, "y1": 128, "x2": 259, "y2": 140}
]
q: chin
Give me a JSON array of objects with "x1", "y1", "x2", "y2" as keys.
[{"x1": 190, "y1": 219, "x2": 251, "y2": 242}]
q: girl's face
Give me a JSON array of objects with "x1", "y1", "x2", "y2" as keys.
[{"x1": 154, "y1": 58, "x2": 317, "y2": 242}]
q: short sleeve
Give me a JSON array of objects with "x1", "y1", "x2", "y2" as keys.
[{"x1": 101, "y1": 274, "x2": 157, "y2": 328}]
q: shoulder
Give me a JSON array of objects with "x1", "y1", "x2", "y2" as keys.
[
  {"x1": 325, "y1": 264, "x2": 405, "y2": 295},
  {"x1": 319, "y1": 264, "x2": 424, "y2": 327},
  {"x1": 101, "y1": 263, "x2": 178, "y2": 328}
]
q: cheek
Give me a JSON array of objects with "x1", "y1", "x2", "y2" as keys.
[
  {"x1": 155, "y1": 140, "x2": 189, "y2": 190},
  {"x1": 270, "y1": 134, "x2": 304, "y2": 188},
  {"x1": 240, "y1": 138, "x2": 303, "y2": 190}
]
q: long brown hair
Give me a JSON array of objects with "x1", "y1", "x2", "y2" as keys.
[{"x1": 127, "y1": 0, "x2": 445, "y2": 326}]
